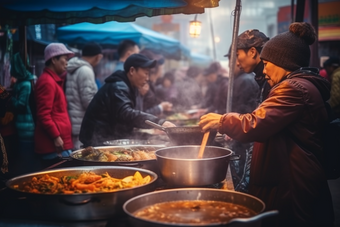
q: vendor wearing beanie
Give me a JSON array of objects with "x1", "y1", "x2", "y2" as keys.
[
  {"x1": 65, "y1": 42, "x2": 103, "y2": 149},
  {"x1": 199, "y1": 22, "x2": 334, "y2": 227}
]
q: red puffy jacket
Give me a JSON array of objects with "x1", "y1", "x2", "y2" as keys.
[{"x1": 34, "y1": 68, "x2": 73, "y2": 154}]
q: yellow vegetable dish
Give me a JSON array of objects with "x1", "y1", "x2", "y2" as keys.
[{"x1": 12, "y1": 171, "x2": 151, "y2": 194}]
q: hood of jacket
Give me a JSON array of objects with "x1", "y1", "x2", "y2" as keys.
[
  {"x1": 10, "y1": 52, "x2": 34, "y2": 81},
  {"x1": 286, "y1": 68, "x2": 331, "y2": 102},
  {"x1": 67, "y1": 57, "x2": 92, "y2": 74}
]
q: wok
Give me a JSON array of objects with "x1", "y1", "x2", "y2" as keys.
[
  {"x1": 123, "y1": 188, "x2": 278, "y2": 227},
  {"x1": 5, "y1": 166, "x2": 158, "y2": 221},
  {"x1": 155, "y1": 146, "x2": 232, "y2": 186},
  {"x1": 70, "y1": 145, "x2": 165, "y2": 175},
  {"x1": 145, "y1": 120, "x2": 217, "y2": 145}
]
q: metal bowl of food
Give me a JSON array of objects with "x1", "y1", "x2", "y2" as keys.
[
  {"x1": 70, "y1": 145, "x2": 165, "y2": 174},
  {"x1": 123, "y1": 188, "x2": 278, "y2": 227},
  {"x1": 6, "y1": 166, "x2": 158, "y2": 221}
]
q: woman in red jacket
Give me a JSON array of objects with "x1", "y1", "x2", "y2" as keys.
[{"x1": 34, "y1": 43, "x2": 74, "y2": 168}]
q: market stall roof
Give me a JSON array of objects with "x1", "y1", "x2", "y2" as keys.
[
  {"x1": 190, "y1": 52, "x2": 213, "y2": 66},
  {"x1": 57, "y1": 21, "x2": 190, "y2": 60},
  {"x1": 0, "y1": 0, "x2": 219, "y2": 26}
]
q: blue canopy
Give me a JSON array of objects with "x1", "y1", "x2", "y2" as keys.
[
  {"x1": 190, "y1": 52, "x2": 213, "y2": 66},
  {"x1": 57, "y1": 21, "x2": 190, "y2": 60},
  {"x1": 0, "y1": 0, "x2": 219, "y2": 26}
]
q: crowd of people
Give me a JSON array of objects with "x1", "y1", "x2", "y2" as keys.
[{"x1": 0, "y1": 21, "x2": 339, "y2": 227}]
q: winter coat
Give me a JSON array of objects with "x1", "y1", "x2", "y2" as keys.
[
  {"x1": 11, "y1": 80, "x2": 35, "y2": 140},
  {"x1": 219, "y1": 70, "x2": 334, "y2": 226},
  {"x1": 253, "y1": 61, "x2": 271, "y2": 104},
  {"x1": 34, "y1": 68, "x2": 73, "y2": 154},
  {"x1": 329, "y1": 67, "x2": 340, "y2": 116},
  {"x1": 215, "y1": 72, "x2": 259, "y2": 192},
  {"x1": 65, "y1": 57, "x2": 98, "y2": 136},
  {"x1": 79, "y1": 70, "x2": 164, "y2": 146},
  {"x1": 10, "y1": 52, "x2": 35, "y2": 141},
  {"x1": 202, "y1": 75, "x2": 223, "y2": 112},
  {"x1": 232, "y1": 73, "x2": 259, "y2": 113}
]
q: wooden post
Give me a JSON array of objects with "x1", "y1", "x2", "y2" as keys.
[
  {"x1": 295, "y1": 0, "x2": 305, "y2": 22},
  {"x1": 309, "y1": 0, "x2": 319, "y2": 68},
  {"x1": 226, "y1": 0, "x2": 241, "y2": 113}
]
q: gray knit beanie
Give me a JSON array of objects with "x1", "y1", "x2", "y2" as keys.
[{"x1": 260, "y1": 22, "x2": 316, "y2": 72}]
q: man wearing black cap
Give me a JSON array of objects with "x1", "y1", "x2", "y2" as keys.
[
  {"x1": 66, "y1": 42, "x2": 103, "y2": 149},
  {"x1": 227, "y1": 29, "x2": 271, "y2": 104},
  {"x1": 79, "y1": 54, "x2": 175, "y2": 146}
]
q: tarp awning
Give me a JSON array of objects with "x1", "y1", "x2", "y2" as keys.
[
  {"x1": 57, "y1": 21, "x2": 190, "y2": 60},
  {"x1": 0, "y1": 0, "x2": 219, "y2": 26}
]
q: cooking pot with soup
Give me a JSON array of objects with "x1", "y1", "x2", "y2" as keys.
[{"x1": 123, "y1": 188, "x2": 278, "y2": 227}]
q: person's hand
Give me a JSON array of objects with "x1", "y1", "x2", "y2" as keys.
[
  {"x1": 162, "y1": 120, "x2": 176, "y2": 128},
  {"x1": 160, "y1": 102, "x2": 173, "y2": 112},
  {"x1": 10, "y1": 77, "x2": 17, "y2": 87},
  {"x1": 224, "y1": 134, "x2": 233, "y2": 142},
  {"x1": 199, "y1": 113, "x2": 223, "y2": 132},
  {"x1": 54, "y1": 136, "x2": 64, "y2": 153}
]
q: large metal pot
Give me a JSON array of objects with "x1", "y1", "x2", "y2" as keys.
[
  {"x1": 155, "y1": 146, "x2": 232, "y2": 186},
  {"x1": 6, "y1": 166, "x2": 158, "y2": 221},
  {"x1": 145, "y1": 120, "x2": 217, "y2": 145},
  {"x1": 123, "y1": 188, "x2": 278, "y2": 227},
  {"x1": 70, "y1": 145, "x2": 165, "y2": 174}
]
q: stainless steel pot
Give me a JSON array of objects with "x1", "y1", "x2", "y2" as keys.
[
  {"x1": 123, "y1": 188, "x2": 278, "y2": 227},
  {"x1": 6, "y1": 166, "x2": 158, "y2": 221},
  {"x1": 70, "y1": 145, "x2": 165, "y2": 174},
  {"x1": 145, "y1": 120, "x2": 217, "y2": 145},
  {"x1": 155, "y1": 146, "x2": 232, "y2": 186}
]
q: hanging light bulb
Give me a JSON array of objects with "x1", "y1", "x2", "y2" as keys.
[{"x1": 189, "y1": 14, "x2": 201, "y2": 38}]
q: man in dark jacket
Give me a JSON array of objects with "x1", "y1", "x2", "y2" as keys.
[
  {"x1": 216, "y1": 50, "x2": 259, "y2": 192},
  {"x1": 79, "y1": 54, "x2": 175, "y2": 146},
  {"x1": 229, "y1": 29, "x2": 270, "y2": 104}
]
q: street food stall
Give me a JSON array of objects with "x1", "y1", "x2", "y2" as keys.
[
  {"x1": 2, "y1": 0, "x2": 313, "y2": 225},
  {"x1": 0, "y1": 143, "x2": 277, "y2": 226}
]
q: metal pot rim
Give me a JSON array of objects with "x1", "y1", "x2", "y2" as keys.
[
  {"x1": 6, "y1": 166, "x2": 158, "y2": 196},
  {"x1": 155, "y1": 145, "x2": 232, "y2": 161},
  {"x1": 70, "y1": 145, "x2": 165, "y2": 164},
  {"x1": 123, "y1": 188, "x2": 266, "y2": 226}
]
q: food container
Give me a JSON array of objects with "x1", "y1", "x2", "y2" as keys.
[
  {"x1": 155, "y1": 146, "x2": 232, "y2": 186},
  {"x1": 6, "y1": 166, "x2": 158, "y2": 221},
  {"x1": 145, "y1": 120, "x2": 217, "y2": 145},
  {"x1": 70, "y1": 145, "x2": 165, "y2": 174},
  {"x1": 123, "y1": 188, "x2": 278, "y2": 227}
]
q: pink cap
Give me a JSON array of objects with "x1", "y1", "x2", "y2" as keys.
[{"x1": 44, "y1": 43, "x2": 75, "y2": 62}]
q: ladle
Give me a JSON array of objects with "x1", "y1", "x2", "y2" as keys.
[
  {"x1": 145, "y1": 120, "x2": 166, "y2": 131},
  {"x1": 197, "y1": 131, "x2": 210, "y2": 159}
]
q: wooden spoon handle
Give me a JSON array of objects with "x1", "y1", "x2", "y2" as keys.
[{"x1": 198, "y1": 131, "x2": 210, "y2": 159}]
